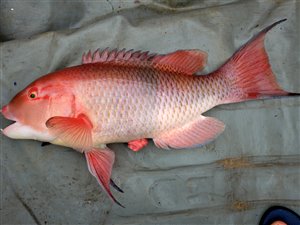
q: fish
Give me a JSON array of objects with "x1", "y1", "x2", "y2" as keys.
[{"x1": 1, "y1": 19, "x2": 299, "y2": 207}]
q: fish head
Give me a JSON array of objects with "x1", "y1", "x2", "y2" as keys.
[{"x1": 1, "y1": 76, "x2": 75, "y2": 141}]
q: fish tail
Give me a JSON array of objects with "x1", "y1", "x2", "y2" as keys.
[{"x1": 218, "y1": 19, "x2": 300, "y2": 103}]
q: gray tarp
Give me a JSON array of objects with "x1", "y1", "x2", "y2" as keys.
[{"x1": 1, "y1": 0, "x2": 299, "y2": 224}]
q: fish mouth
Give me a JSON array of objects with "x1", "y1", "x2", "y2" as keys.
[
  {"x1": 1, "y1": 121, "x2": 21, "y2": 138},
  {"x1": 1, "y1": 107, "x2": 55, "y2": 141},
  {"x1": 1, "y1": 105, "x2": 17, "y2": 121},
  {"x1": 1, "y1": 105, "x2": 17, "y2": 136},
  {"x1": 1, "y1": 105, "x2": 32, "y2": 140},
  {"x1": 1, "y1": 120, "x2": 55, "y2": 141},
  {"x1": 1, "y1": 105, "x2": 17, "y2": 137}
]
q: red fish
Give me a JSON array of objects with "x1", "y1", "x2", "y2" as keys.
[{"x1": 1, "y1": 19, "x2": 298, "y2": 207}]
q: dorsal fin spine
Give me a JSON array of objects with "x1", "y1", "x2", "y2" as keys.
[
  {"x1": 82, "y1": 48, "x2": 158, "y2": 64},
  {"x1": 81, "y1": 48, "x2": 207, "y2": 75}
]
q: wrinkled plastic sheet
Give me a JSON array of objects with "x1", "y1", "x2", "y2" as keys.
[{"x1": 0, "y1": 0, "x2": 299, "y2": 224}]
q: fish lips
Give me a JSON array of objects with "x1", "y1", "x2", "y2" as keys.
[
  {"x1": 1, "y1": 121, "x2": 22, "y2": 138},
  {"x1": 1, "y1": 105, "x2": 17, "y2": 121},
  {"x1": 1, "y1": 105, "x2": 55, "y2": 141},
  {"x1": 1, "y1": 119, "x2": 54, "y2": 141},
  {"x1": 1, "y1": 104, "x2": 17, "y2": 134},
  {"x1": 1, "y1": 105, "x2": 18, "y2": 138},
  {"x1": 1, "y1": 104, "x2": 25, "y2": 139}
]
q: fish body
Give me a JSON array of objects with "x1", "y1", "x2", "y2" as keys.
[
  {"x1": 45, "y1": 63, "x2": 225, "y2": 145},
  {"x1": 1, "y1": 19, "x2": 298, "y2": 206}
]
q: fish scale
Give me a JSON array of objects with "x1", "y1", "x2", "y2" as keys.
[{"x1": 72, "y1": 63, "x2": 224, "y2": 145}]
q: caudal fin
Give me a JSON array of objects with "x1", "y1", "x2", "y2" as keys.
[{"x1": 219, "y1": 19, "x2": 299, "y2": 103}]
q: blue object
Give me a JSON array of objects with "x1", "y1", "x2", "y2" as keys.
[{"x1": 259, "y1": 206, "x2": 300, "y2": 225}]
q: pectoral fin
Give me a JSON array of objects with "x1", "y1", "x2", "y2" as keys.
[
  {"x1": 46, "y1": 114, "x2": 93, "y2": 152},
  {"x1": 85, "y1": 147, "x2": 124, "y2": 208},
  {"x1": 153, "y1": 116, "x2": 225, "y2": 149}
]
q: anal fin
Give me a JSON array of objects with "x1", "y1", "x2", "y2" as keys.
[{"x1": 153, "y1": 116, "x2": 225, "y2": 149}]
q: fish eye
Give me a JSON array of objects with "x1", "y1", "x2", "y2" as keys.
[
  {"x1": 28, "y1": 88, "x2": 38, "y2": 99},
  {"x1": 30, "y1": 93, "x2": 36, "y2": 98}
]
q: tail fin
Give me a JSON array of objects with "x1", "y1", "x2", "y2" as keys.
[{"x1": 219, "y1": 19, "x2": 299, "y2": 103}]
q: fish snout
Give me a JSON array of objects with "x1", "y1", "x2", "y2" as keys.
[{"x1": 1, "y1": 105, "x2": 16, "y2": 121}]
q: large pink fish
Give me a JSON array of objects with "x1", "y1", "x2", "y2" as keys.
[{"x1": 1, "y1": 19, "x2": 298, "y2": 207}]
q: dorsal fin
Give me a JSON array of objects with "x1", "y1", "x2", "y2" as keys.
[
  {"x1": 82, "y1": 48, "x2": 157, "y2": 64},
  {"x1": 82, "y1": 48, "x2": 208, "y2": 75},
  {"x1": 152, "y1": 50, "x2": 207, "y2": 75}
]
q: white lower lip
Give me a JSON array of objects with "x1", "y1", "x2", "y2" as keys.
[{"x1": 2, "y1": 122, "x2": 55, "y2": 142}]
